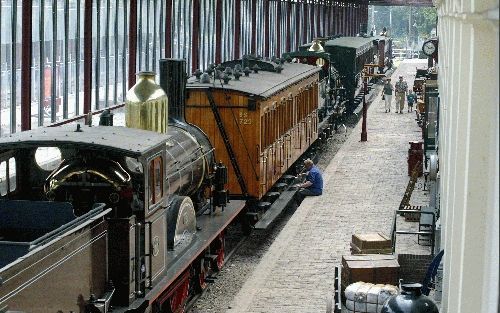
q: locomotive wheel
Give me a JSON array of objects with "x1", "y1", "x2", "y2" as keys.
[
  {"x1": 167, "y1": 196, "x2": 196, "y2": 249},
  {"x1": 211, "y1": 232, "x2": 225, "y2": 272},
  {"x1": 194, "y1": 257, "x2": 210, "y2": 292},
  {"x1": 165, "y1": 278, "x2": 190, "y2": 313}
]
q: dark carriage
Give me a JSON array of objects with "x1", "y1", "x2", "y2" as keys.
[
  {"x1": 324, "y1": 36, "x2": 378, "y2": 113},
  {"x1": 283, "y1": 46, "x2": 344, "y2": 123},
  {"x1": 284, "y1": 35, "x2": 393, "y2": 117}
]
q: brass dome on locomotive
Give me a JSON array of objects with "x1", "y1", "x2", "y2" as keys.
[{"x1": 126, "y1": 71, "x2": 169, "y2": 133}]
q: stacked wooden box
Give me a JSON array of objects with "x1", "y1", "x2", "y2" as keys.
[
  {"x1": 341, "y1": 254, "x2": 400, "y2": 295},
  {"x1": 350, "y1": 233, "x2": 392, "y2": 255}
]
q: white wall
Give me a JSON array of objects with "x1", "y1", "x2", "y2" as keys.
[{"x1": 435, "y1": 0, "x2": 499, "y2": 311}]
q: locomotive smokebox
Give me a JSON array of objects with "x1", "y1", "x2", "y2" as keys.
[{"x1": 159, "y1": 59, "x2": 187, "y2": 123}]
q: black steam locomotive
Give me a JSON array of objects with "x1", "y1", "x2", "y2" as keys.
[{"x1": 0, "y1": 59, "x2": 239, "y2": 313}]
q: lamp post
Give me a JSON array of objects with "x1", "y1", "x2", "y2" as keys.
[
  {"x1": 360, "y1": 64, "x2": 384, "y2": 142},
  {"x1": 408, "y1": 6, "x2": 413, "y2": 58},
  {"x1": 361, "y1": 73, "x2": 368, "y2": 142}
]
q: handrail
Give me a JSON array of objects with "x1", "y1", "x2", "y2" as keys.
[
  {"x1": 48, "y1": 103, "x2": 125, "y2": 127},
  {"x1": 391, "y1": 209, "x2": 435, "y2": 255}
]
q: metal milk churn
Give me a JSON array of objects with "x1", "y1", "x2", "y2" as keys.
[
  {"x1": 125, "y1": 71, "x2": 168, "y2": 133},
  {"x1": 381, "y1": 283, "x2": 439, "y2": 313}
]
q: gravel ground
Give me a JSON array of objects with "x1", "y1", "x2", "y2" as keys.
[{"x1": 189, "y1": 84, "x2": 383, "y2": 313}]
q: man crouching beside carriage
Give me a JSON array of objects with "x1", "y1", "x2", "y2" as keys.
[{"x1": 293, "y1": 159, "x2": 324, "y2": 206}]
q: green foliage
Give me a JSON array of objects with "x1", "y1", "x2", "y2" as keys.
[
  {"x1": 414, "y1": 7, "x2": 438, "y2": 39},
  {"x1": 368, "y1": 6, "x2": 437, "y2": 43}
]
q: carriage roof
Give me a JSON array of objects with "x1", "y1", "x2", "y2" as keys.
[
  {"x1": 186, "y1": 63, "x2": 321, "y2": 98},
  {"x1": 0, "y1": 125, "x2": 167, "y2": 157},
  {"x1": 325, "y1": 36, "x2": 375, "y2": 50}
]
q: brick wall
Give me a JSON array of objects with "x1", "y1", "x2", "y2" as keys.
[{"x1": 398, "y1": 254, "x2": 433, "y2": 284}]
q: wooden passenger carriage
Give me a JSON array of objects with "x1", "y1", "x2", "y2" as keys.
[{"x1": 185, "y1": 61, "x2": 322, "y2": 200}]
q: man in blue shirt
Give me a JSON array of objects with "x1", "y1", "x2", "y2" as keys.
[{"x1": 294, "y1": 159, "x2": 323, "y2": 204}]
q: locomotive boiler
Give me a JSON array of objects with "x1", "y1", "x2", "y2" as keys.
[{"x1": 0, "y1": 59, "x2": 243, "y2": 313}]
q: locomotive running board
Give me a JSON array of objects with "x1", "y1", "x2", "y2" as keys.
[{"x1": 253, "y1": 188, "x2": 298, "y2": 229}]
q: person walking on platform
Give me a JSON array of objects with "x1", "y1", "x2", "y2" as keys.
[
  {"x1": 407, "y1": 90, "x2": 417, "y2": 113},
  {"x1": 395, "y1": 75, "x2": 408, "y2": 114},
  {"x1": 383, "y1": 78, "x2": 394, "y2": 113},
  {"x1": 293, "y1": 159, "x2": 323, "y2": 205}
]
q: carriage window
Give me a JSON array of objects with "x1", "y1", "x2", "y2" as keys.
[
  {"x1": 9, "y1": 158, "x2": 16, "y2": 192},
  {"x1": 35, "y1": 147, "x2": 62, "y2": 171},
  {"x1": 149, "y1": 156, "x2": 164, "y2": 205},
  {"x1": 0, "y1": 162, "x2": 7, "y2": 196}
]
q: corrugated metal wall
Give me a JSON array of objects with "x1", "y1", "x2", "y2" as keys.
[{"x1": 0, "y1": 0, "x2": 367, "y2": 134}]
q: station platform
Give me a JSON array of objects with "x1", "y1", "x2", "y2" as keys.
[{"x1": 227, "y1": 59, "x2": 430, "y2": 313}]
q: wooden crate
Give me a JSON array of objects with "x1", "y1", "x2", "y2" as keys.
[
  {"x1": 341, "y1": 254, "x2": 399, "y2": 294},
  {"x1": 350, "y1": 233, "x2": 392, "y2": 254}
]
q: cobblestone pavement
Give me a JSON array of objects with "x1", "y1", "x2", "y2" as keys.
[{"x1": 227, "y1": 59, "x2": 429, "y2": 313}]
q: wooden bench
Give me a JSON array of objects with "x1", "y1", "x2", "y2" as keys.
[{"x1": 392, "y1": 209, "x2": 436, "y2": 254}]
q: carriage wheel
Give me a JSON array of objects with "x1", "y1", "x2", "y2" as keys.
[{"x1": 211, "y1": 232, "x2": 225, "y2": 272}]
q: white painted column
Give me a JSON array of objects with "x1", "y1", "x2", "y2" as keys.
[{"x1": 436, "y1": 0, "x2": 499, "y2": 311}]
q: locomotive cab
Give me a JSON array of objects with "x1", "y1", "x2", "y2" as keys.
[
  {"x1": 0, "y1": 126, "x2": 164, "y2": 219},
  {"x1": 44, "y1": 153, "x2": 136, "y2": 216}
]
